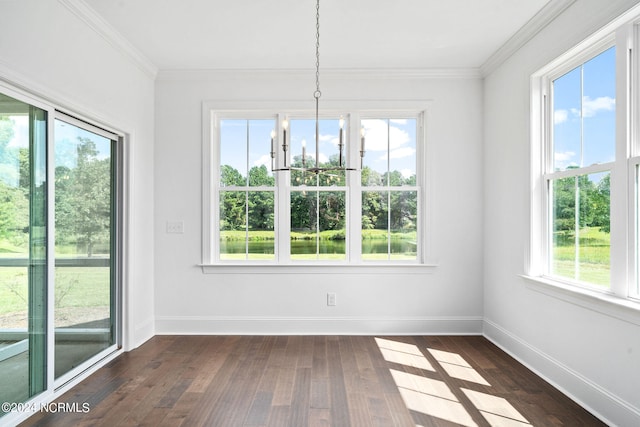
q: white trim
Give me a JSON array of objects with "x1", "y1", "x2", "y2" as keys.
[
  {"x1": 484, "y1": 319, "x2": 640, "y2": 427},
  {"x1": 522, "y1": 275, "x2": 640, "y2": 326},
  {"x1": 158, "y1": 68, "x2": 481, "y2": 82},
  {"x1": 200, "y1": 263, "x2": 437, "y2": 274},
  {"x1": 481, "y1": 0, "x2": 577, "y2": 76},
  {"x1": 57, "y1": 0, "x2": 158, "y2": 79},
  {"x1": 155, "y1": 315, "x2": 483, "y2": 336},
  {"x1": 529, "y1": 8, "x2": 640, "y2": 302},
  {"x1": 203, "y1": 100, "x2": 433, "y2": 266}
]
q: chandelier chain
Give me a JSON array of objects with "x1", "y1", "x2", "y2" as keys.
[
  {"x1": 314, "y1": 0, "x2": 321, "y2": 99},
  {"x1": 270, "y1": 0, "x2": 362, "y2": 174}
]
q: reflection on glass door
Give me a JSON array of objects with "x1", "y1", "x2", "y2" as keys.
[
  {"x1": 54, "y1": 117, "x2": 118, "y2": 379},
  {"x1": 0, "y1": 93, "x2": 47, "y2": 406}
]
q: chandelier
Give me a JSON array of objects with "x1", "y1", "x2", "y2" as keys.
[{"x1": 270, "y1": 0, "x2": 365, "y2": 174}]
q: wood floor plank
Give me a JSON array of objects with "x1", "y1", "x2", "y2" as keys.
[{"x1": 18, "y1": 335, "x2": 607, "y2": 427}]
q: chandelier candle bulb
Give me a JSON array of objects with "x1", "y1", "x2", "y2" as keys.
[
  {"x1": 282, "y1": 119, "x2": 289, "y2": 167},
  {"x1": 270, "y1": 129, "x2": 275, "y2": 158},
  {"x1": 339, "y1": 117, "x2": 344, "y2": 166}
]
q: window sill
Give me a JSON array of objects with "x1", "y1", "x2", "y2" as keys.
[
  {"x1": 521, "y1": 275, "x2": 640, "y2": 326},
  {"x1": 200, "y1": 263, "x2": 438, "y2": 275}
]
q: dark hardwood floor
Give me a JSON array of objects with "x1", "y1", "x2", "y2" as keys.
[{"x1": 20, "y1": 335, "x2": 606, "y2": 426}]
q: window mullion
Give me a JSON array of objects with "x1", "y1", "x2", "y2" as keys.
[{"x1": 349, "y1": 113, "x2": 362, "y2": 263}]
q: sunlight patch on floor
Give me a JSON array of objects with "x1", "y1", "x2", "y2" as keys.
[
  {"x1": 428, "y1": 348, "x2": 491, "y2": 386},
  {"x1": 462, "y1": 388, "x2": 532, "y2": 426},
  {"x1": 375, "y1": 338, "x2": 533, "y2": 427},
  {"x1": 390, "y1": 369, "x2": 478, "y2": 427},
  {"x1": 375, "y1": 338, "x2": 434, "y2": 371}
]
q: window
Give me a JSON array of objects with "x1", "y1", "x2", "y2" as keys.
[
  {"x1": 548, "y1": 46, "x2": 615, "y2": 289},
  {"x1": 529, "y1": 12, "x2": 640, "y2": 306},
  {"x1": 202, "y1": 103, "x2": 430, "y2": 267},
  {"x1": 218, "y1": 119, "x2": 276, "y2": 261},
  {"x1": 361, "y1": 118, "x2": 418, "y2": 261}
]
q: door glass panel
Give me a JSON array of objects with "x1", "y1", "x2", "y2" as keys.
[
  {"x1": 54, "y1": 119, "x2": 115, "y2": 378},
  {"x1": 0, "y1": 93, "x2": 47, "y2": 408}
]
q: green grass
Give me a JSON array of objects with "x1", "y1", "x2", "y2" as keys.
[
  {"x1": 552, "y1": 226, "x2": 610, "y2": 287},
  {"x1": 220, "y1": 230, "x2": 275, "y2": 241},
  {"x1": 221, "y1": 229, "x2": 417, "y2": 241},
  {"x1": 0, "y1": 266, "x2": 110, "y2": 317},
  {"x1": 362, "y1": 229, "x2": 417, "y2": 241},
  {"x1": 0, "y1": 240, "x2": 27, "y2": 255}
]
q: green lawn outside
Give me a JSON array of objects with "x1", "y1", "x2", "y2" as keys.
[
  {"x1": 552, "y1": 227, "x2": 610, "y2": 287},
  {"x1": 1, "y1": 262, "x2": 110, "y2": 317}
]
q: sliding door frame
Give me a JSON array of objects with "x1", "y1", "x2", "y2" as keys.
[
  {"x1": 51, "y1": 111, "x2": 123, "y2": 389},
  {"x1": 0, "y1": 80, "x2": 126, "y2": 424}
]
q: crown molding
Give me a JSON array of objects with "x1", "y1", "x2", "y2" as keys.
[
  {"x1": 480, "y1": 0, "x2": 577, "y2": 77},
  {"x1": 157, "y1": 67, "x2": 482, "y2": 82},
  {"x1": 57, "y1": 0, "x2": 158, "y2": 80}
]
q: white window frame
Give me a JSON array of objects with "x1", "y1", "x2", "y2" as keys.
[
  {"x1": 526, "y1": 6, "x2": 640, "y2": 324},
  {"x1": 201, "y1": 100, "x2": 437, "y2": 273}
]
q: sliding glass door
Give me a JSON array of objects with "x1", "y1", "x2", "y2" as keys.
[
  {"x1": 54, "y1": 116, "x2": 119, "y2": 380},
  {"x1": 0, "y1": 92, "x2": 47, "y2": 405},
  {"x1": 0, "y1": 88, "x2": 121, "y2": 417}
]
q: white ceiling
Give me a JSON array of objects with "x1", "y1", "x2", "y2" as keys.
[{"x1": 84, "y1": 0, "x2": 553, "y2": 71}]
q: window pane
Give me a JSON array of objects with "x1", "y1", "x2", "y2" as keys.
[
  {"x1": 583, "y1": 47, "x2": 616, "y2": 166},
  {"x1": 553, "y1": 67, "x2": 582, "y2": 171},
  {"x1": 318, "y1": 191, "x2": 346, "y2": 260},
  {"x1": 552, "y1": 47, "x2": 616, "y2": 171},
  {"x1": 248, "y1": 120, "x2": 275, "y2": 187},
  {"x1": 247, "y1": 191, "x2": 274, "y2": 260},
  {"x1": 551, "y1": 172, "x2": 610, "y2": 287},
  {"x1": 220, "y1": 119, "x2": 247, "y2": 186},
  {"x1": 362, "y1": 118, "x2": 417, "y2": 186},
  {"x1": 362, "y1": 191, "x2": 389, "y2": 260},
  {"x1": 390, "y1": 191, "x2": 418, "y2": 260},
  {"x1": 361, "y1": 119, "x2": 388, "y2": 186},
  {"x1": 219, "y1": 191, "x2": 246, "y2": 260},
  {"x1": 389, "y1": 119, "x2": 417, "y2": 186},
  {"x1": 291, "y1": 191, "x2": 318, "y2": 260}
]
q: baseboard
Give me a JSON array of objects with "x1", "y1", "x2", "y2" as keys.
[
  {"x1": 155, "y1": 315, "x2": 484, "y2": 335},
  {"x1": 483, "y1": 319, "x2": 640, "y2": 427},
  {"x1": 128, "y1": 317, "x2": 154, "y2": 350}
]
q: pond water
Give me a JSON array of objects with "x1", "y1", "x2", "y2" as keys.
[{"x1": 221, "y1": 238, "x2": 416, "y2": 257}]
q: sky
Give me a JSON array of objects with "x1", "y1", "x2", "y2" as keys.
[
  {"x1": 219, "y1": 117, "x2": 417, "y2": 184},
  {"x1": 552, "y1": 46, "x2": 616, "y2": 171}
]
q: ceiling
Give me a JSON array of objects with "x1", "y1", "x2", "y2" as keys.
[{"x1": 84, "y1": 0, "x2": 553, "y2": 71}]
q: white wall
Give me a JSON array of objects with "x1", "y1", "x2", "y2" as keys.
[
  {"x1": 154, "y1": 70, "x2": 485, "y2": 334},
  {"x1": 0, "y1": 0, "x2": 156, "y2": 349},
  {"x1": 483, "y1": 0, "x2": 640, "y2": 426}
]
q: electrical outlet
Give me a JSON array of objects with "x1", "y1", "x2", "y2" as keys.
[
  {"x1": 166, "y1": 221, "x2": 184, "y2": 234},
  {"x1": 327, "y1": 292, "x2": 336, "y2": 306}
]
